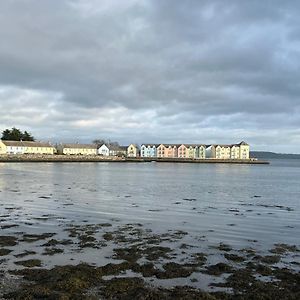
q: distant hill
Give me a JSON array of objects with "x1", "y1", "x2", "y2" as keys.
[{"x1": 250, "y1": 151, "x2": 300, "y2": 159}]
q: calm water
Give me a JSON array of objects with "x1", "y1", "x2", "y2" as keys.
[{"x1": 0, "y1": 160, "x2": 299, "y2": 280}]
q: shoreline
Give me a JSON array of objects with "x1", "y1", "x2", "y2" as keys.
[{"x1": 0, "y1": 155, "x2": 269, "y2": 164}]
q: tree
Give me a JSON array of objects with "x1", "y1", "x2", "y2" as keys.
[
  {"x1": 109, "y1": 141, "x2": 120, "y2": 147},
  {"x1": 1, "y1": 128, "x2": 35, "y2": 141},
  {"x1": 92, "y1": 139, "x2": 106, "y2": 146},
  {"x1": 92, "y1": 139, "x2": 120, "y2": 147},
  {"x1": 1, "y1": 129, "x2": 11, "y2": 140},
  {"x1": 22, "y1": 131, "x2": 35, "y2": 141}
]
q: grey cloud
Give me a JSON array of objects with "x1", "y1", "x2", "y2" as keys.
[{"x1": 0, "y1": 0, "x2": 299, "y2": 152}]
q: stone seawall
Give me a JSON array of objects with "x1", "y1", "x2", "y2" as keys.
[{"x1": 0, "y1": 154, "x2": 269, "y2": 164}]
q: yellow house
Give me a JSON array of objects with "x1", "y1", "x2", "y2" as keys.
[
  {"x1": 0, "y1": 140, "x2": 55, "y2": 155},
  {"x1": 0, "y1": 140, "x2": 25, "y2": 154},
  {"x1": 0, "y1": 140, "x2": 6, "y2": 154},
  {"x1": 23, "y1": 141, "x2": 55, "y2": 155},
  {"x1": 186, "y1": 145, "x2": 197, "y2": 158},
  {"x1": 57, "y1": 143, "x2": 97, "y2": 155},
  {"x1": 127, "y1": 144, "x2": 139, "y2": 157}
]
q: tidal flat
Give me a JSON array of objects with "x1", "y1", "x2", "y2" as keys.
[{"x1": 0, "y1": 161, "x2": 299, "y2": 299}]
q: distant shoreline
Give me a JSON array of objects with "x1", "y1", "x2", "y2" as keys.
[{"x1": 0, "y1": 155, "x2": 269, "y2": 164}]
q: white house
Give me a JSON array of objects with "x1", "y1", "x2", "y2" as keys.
[{"x1": 98, "y1": 144, "x2": 110, "y2": 156}]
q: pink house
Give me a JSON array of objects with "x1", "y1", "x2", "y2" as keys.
[{"x1": 165, "y1": 144, "x2": 178, "y2": 158}]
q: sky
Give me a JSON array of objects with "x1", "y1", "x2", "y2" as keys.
[{"x1": 0, "y1": 0, "x2": 299, "y2": 153}]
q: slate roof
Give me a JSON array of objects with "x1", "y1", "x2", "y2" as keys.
[{"x1": 1, "y1": 140, "x2": 53, "y2": 148}]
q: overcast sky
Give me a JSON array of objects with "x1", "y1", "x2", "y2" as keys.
[{"x1": 0, "y1": 0, "x2": 299, "y2": 152}]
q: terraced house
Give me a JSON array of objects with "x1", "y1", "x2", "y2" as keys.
[
  {"x1": 0, "y1": 140, "x2": 55, "y2": 155},
  {"x1": 165, "y1": 144, "x2": 179, "y2": 158},
  {"x1": 178, "y1": 144, "x2": 206, "y2": 159},
  {"x1": 156, "y1": 144, "x2": 178, "y2": 158},
  {"x1": 142, "y1": 144, "x2": 207, "y2": 159},
  {"x1": 211, "y1": 142, "x2": 249, "y2": 159}
]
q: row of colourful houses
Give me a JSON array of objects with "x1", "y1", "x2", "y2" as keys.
[
  {"x1": 141, "y1": 144, "x2": 207, "y2": 159},
  {"x1": 140, "y1": 142, "x2": 249, "y2": 159},
  {"x1": 0, "y1": 140, "x2": 250, "y2": 159}
]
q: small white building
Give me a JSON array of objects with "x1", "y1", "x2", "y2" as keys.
[{"x1": 98, "y1": 144, "x2": 110, "y2": 156}]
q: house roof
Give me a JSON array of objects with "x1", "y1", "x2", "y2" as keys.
[
  {"x1": 184, "y1": 144, "x2": 207, "y2": 148},
  {"x1": 22, "y1": 141, "x2": 53, "y2": 148},
  {"x1": 99, "y1": 143, "x2": 109, "y2": 148},
  {"x1": 1, "y1": 140, "x2": 24, "y2": 147},
  {"x1": 164, "y1": 144, "x2": 181, "y2": 148},
  {"x1": 128, "y1": 143, "x2": 139, "y2": 148},
  {"x1": 1, "y1": 140, "x2": 54, "y2": 148},
  {"x1": 178, "y1": 144, "x2": 206, "y2": 148},
  {"x1": 154, "y1": 143, "x2": 207, "y2": 148},
  {"x1": 62, "y1": 143, "x2": 97, "y2": 149},
  {"x1": 141, "y1": 144, "x2": 160, "y2": 147},
  {"x1": 119, "y1": 146, "x2": 128, "y2": 151}
]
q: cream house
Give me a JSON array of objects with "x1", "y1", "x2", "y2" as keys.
[
  {"x1": 0, "y1": 140, "x2": 55, "y2": 155},
  {"x1": 0, "y1": 140, "x2": 25, "y2": 154},
  {"x1": 157, "y1": 144, "x2": 166, "y2": 158},
  {"x1": 211, "y1": 144, "x2": 232, "y2": 159},
  {"x1": 230, "y1": 145, "x2": 240, "y2": 159},
  {"x1": 127, "y1": 144, "x2": 139, "y2": 157},
  {"x1": 211, "y1": 142, "x2": 250, "y2": 159},
  {"x1": 57, "y1": 143, "x2": 97, "y2": 155},
  {"x1": 239, "y1": 141, "x2": 250, "y2": 159}
]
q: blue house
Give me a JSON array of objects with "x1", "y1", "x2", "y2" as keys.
[{"x1": 140, "y1": 144, "x2": 158, "y2": 157}]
